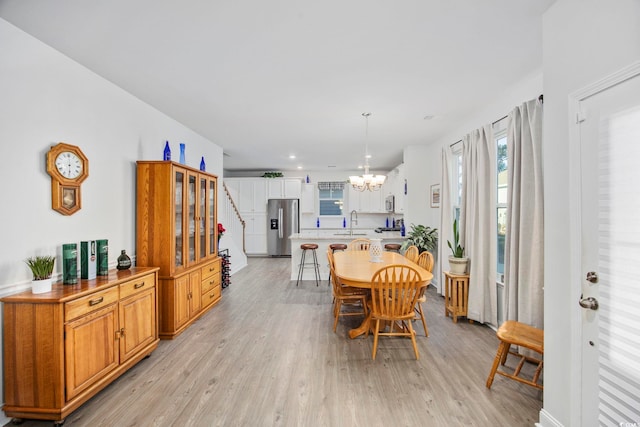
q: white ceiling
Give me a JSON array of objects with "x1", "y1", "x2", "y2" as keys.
[{"x1": 0, "y1": 0, "x2": 554, "y2": 173}]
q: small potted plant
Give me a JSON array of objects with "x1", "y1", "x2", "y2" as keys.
[
  {"x1": 25, "y1": 255, "x2": 56, "y2": 294},
  {"x1": 447, "y1": 219, "x2": 468, "y2": 274},
  {"x1": 400, "y1": 224, "x2": 438, "y2": 254}
]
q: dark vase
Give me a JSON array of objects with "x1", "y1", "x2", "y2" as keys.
[{"x1": 117, "y1": 250, "x2": 132, "y2": 270}]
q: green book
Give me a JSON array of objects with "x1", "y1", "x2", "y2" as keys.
[
  {"x1": 80, "y1": 240, "x2": 97, "y2": 280},
  {"x1": 97, "y1": 239, "x2": 109, "y2": 276},
  {"x1": 62, "y1": 243, "x2": 78, "y2": 285}
]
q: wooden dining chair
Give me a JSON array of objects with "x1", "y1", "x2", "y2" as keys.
[
  {"x1": 328, "y1": 250, "x2": 368, "y2": 333},
  {"x1": 348, "y1": 238, "x2": 370, "y2": 251},
  {"x1": 368, "y1": 264, "x2": 425, "y2": 360},
  {"x1": 414, "y1": 251, "x2": 435, "y2": 336},
  {"x1": 403, "y1": 245, "x2": 419, "y2": 262}
]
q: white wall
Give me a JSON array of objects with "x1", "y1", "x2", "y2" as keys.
[
  {"x1": 541, "y1": 1, "x2": 640, "y2": 426},
  {"x1": 0, "y1": 19, "x2": 224, "y2": 422}
]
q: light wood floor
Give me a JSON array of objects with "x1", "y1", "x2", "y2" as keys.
[{"x1": 7, "y1": 257, "x2": 543, "y2": 427}]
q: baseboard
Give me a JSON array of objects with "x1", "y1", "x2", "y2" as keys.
[{"x1": 537, "y1": 408, "x2": 564, "y2": 427}]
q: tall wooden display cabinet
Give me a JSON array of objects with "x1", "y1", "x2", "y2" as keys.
[{"x1": 136, "y1": 161, "x2": 222, "y2": 339}]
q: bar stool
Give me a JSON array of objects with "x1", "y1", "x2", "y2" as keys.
[
  {"x1": 327, "y1": 243, "x2": 347, "y2": 284},
  {"x1": 296, "y1": 243, "x2": 320, "y2": 286},
  {"x1": 384, "y1": 243, "x2": 401, "y2": 253}
]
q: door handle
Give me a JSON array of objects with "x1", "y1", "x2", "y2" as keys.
[
  {"x1": 278, "y1": 208, "x2": 283, "y2": 239},
  {"x1": 579, "y1": 295, "x2": 599, "y2": 311}
]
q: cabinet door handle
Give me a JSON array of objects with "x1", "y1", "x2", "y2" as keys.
[
  {"x1": 209, "y1": 280, "x2": 215, "y2": 285},
  {"x1": 134, "y1": 282, "x2": 145, "y2": 289},
  {"x1": 210, "y1": 293, "x2": 215, "y2": 298},
  {"x1": 89, "y1": 296, "x2": 104, "y2": 306},
  {"x1": 209, "y1": 267, "x2": 215, "y2": 272}
]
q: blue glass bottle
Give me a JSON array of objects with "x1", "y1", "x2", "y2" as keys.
[
  {"x1": 401, "y1": 221, "x2": 406, "y2": 236},
  {"x1": 179, "y1": 143, "x2": 186, "y2": 164},
  {"x1": 163, "y1": 141, "x2": 171, "y2": 161},
  {"x1": 200, "y1": 156, "x2": 206, "y2": 171},
  {"x1": 342, "y1": 217, "x2": 346, "y2": 228},
  {"x1": 316, "y1": 217, "x2": 320, "y2": 228}
]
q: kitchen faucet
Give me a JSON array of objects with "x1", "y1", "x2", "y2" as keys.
[{"x1": 349, "y1": 210, "x2": 358, "y2": 236}]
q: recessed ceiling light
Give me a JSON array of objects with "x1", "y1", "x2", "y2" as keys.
[
  {"x1": 289, "y1": 154, "x2": 296, "y2": 159},
  {"x1": 365, "y1": 154, "x2": 372, "y2": 159},
  {"x1": 297, "y1": 166, "x2": 302, "y2": 169},
  {"x1": 423, "y1": 115, "x2": 435, "y2": 120},
  {"x1": 358, "y1": 165, "x2": 363, "y2": 169}
]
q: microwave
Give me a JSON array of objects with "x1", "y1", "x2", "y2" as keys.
[{"x1": 385, "y1": 195, "x2": 395, "y2": 212}]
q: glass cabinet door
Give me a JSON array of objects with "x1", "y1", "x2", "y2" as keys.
[
  {"x1": 187, "y1": 173, "x2": 197, "y2": 264},
  {"x1": 199, "y1": 176, "x2": 207, "y2": 260},
  {"x1": 208, "y1": 178, "x2": 216, "y2": 256},
  {"x1": 174, "y1": 170, "x2": 184, "y2": 269}
]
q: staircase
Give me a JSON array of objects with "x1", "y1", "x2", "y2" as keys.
[{"x1": 218, "y1": 181, "x2": 247, "y2": 274}]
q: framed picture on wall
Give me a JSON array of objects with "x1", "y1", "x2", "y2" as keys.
[{"x1": 430, "y1": 184, "x2": 440, "y2": 208}]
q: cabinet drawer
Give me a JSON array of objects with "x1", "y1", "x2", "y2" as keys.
[
  {"x1": 120, "y1": 273, "x2": 156, "y2": 300},
  {"x1": 201, "y1": 272, "x2": 220, "y2": 294},
  {"x1": 201, "y1": 285, "x2": 221, "y2": 308},
  {"x1": 65, "y1": 287, "x2": 119, "y2": 322},
  {"x1": 200, "y1": 259, "x2": 220, "y2": 280}
]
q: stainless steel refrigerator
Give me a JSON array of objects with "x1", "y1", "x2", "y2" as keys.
[{"x1": 267, "y1": 199, "x2": 300, "y2": 256}]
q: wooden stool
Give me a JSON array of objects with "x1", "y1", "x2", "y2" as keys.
[
  {"x1": 486, "y1": 320, "x2": 544, "y2": 390},
  {"x1": 296, "y1": 243, "x2": 320, "y2": 286},
  {"x1": 384, "y1": 243, "x2": 401, "y2": 252},
  {"x1": 443, "y1": 271, "x2": 471, "y2": 323}
]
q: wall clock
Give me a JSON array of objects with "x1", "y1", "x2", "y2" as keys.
[{"x1": 46, "y1": 142, "x2": 89, "y2": 215}]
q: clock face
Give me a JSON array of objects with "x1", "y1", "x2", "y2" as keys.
[{"x1": 55, "y1": 151, "x2": 83, "y2": 180}]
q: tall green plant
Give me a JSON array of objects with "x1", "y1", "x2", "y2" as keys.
[
  {"x1": 401, "y1": 224, "x2": 438, "y2": 253},
  {"x1": 25, "y1": 255, "x2": 55, "y2": 280},
  {"x1": 447, "y1": 219, "x2": 465, "y2": 258}
]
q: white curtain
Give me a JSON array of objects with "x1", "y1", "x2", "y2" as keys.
[
  {"x1": 504, "y1": 98, "x2": 544, "y2": 328},
  {"x1": 438, "y1": 146, "x2": 453, "y2": 295},
  {"x1": 461, "y1": 125, "x2": 498, "y2": 325}
]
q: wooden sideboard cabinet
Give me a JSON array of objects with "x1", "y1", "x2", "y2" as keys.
[
  {"x1": 136, "y1": 161, "x2": 222, "y2": 339},
  {"x1": 1, "y1": 267, "x2": 159, "y2": 424}
]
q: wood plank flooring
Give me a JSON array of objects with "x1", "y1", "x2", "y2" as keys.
[{"x1": 6, "y1": 257, "x2": 542, "y2": 427}]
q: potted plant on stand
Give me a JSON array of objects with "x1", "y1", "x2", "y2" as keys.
[
  {"x1": 25, "y1": 255, "x2": 56, "y2": 294},
  {"x1": 401, "y1": 224, "x2": 438, "y2": 254},
  {"x1": 447, "y1": 219, "x2": 468, "y2": 274}
]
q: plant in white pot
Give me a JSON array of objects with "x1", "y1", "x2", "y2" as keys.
[
  {"x1": 447, "y1": 219, "x2": 468, "y2": 274},
  {"x1": 25, "y1": 255, "x2": 56, "y2": 294}
]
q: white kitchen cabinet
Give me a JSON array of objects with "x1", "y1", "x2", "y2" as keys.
[
  {"x1": 348, "y1": 186, "x2": 385, "y2": 213},
  {"x1": 393, "y1": 164, "x2": 406, "y2": 213},
  {"x1": 238, "y1": 179, "x2": 268, "y2": 213},
  {"x1": 243, "y1": 213, "x2": 267, "y2": 254},
  {"x1": 224, "y1": 178, "x2": 268, "y2": 254},
  {"x1": 301, "y1": 183, "x2": 315, "y2": 213},
  {"x1": 267, "y1": 178, "x2": 302, "y2": 199}
]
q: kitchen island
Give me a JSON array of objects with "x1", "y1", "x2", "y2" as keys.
[{"x1": 289, "y1": 229, "x2": 406, "y2": 281}]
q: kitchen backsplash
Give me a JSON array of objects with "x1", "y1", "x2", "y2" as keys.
[{"x1": 300, "y1": 212, "x2": 402, "y2": 230}]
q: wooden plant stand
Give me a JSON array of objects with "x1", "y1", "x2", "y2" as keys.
[{"x1": 443, "y1": 271, "x2": 471, "y2": 323}]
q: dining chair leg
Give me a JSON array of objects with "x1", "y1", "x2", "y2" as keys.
[
  {"x1": 333, "y1": 300, "x2": 341, "y2": 332},
  {"x1": 408, "y1": 321, "x2": 420, "y2": 360},
  {"x1": 417, "y1": 303, "x2": 428, "y2": 336},
  {"x1": 372, "y1": 319, "x2": 381, "y2": 360}
]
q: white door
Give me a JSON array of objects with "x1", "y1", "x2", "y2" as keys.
[{"x1": 578, "y1": 71, "x2": 640, "y2": 426}]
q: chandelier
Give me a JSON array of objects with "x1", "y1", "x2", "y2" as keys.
[{"x1": 349, "y1": 113, "x2": 386, "y2": 192}]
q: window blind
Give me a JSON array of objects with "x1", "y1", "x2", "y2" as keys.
[{"x1": 317, "y1": 181, "x2": 345, "y2": 191}]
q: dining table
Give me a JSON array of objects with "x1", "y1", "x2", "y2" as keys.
[{"x1": 333, "y1": 250, "x2": 433, "y2": 338}]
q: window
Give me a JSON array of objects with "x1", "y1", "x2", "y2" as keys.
[
  {"x1": 317, "y1": 182, "x2": 344, "y2": 216},
  {"x1": 452, "y1": 143, "x2": 463, "y2": 224},
  {"x1": 495, "y1": 120, "x2": 508, "y2": 283}
]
